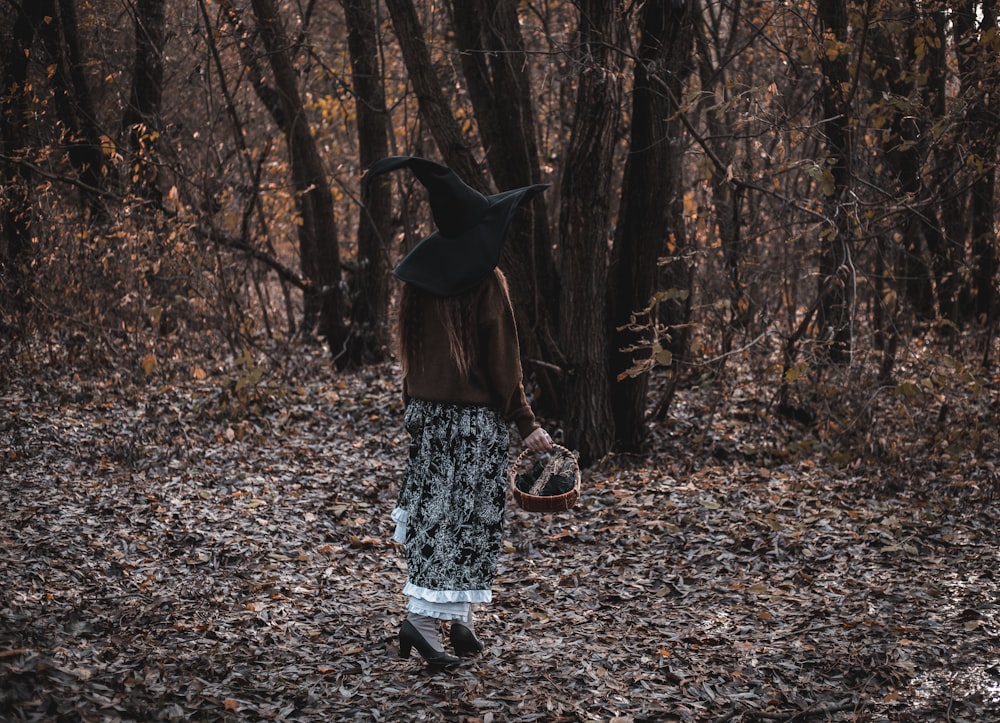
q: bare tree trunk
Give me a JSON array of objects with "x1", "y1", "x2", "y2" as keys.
[
  {"x1": 448, "y1": 0, "x2": 562, "y2": 412},
  {"x1": 381, "y1": 0, "x2": 483, "y2": 189},
  {"x1": 610, "y1": 0, "x2": 693, "y2": 451},
  {"x1": 35, "y1": 0, "x2": 113, "y2": 221},
  {"x1": 694, "y1": 0, "x2": 751, "y2": 343},
  {"x1": 921, "y1": 3, "x2": 960, "y2": 322},
  {"x1": 249, "y1": 0, "x2": 347, "y2": 355},
  {"x1": 197, "y1": 0, "x2": 298, "y2": 337},
  {"x1": 343, "y1": 0, "x2": 391, "y2": 366},
  {"x1": 816, "y1": 0, "x2": 855, "y2": 364},
  {"x1": 874, "y1": 0, "x2": 933, "y2": 319},
  {"x1": 1, "y1": 1, "x2": 47, "y2": 313},
  {"x1": 558, "y1": 0, "x2": 625, "y2": 465},
  {"x1": 868, "y1": 6, "x2": 920, "y2": 377},
  {"x1": 955, "y1": 0, "x2": 998, "y2": 326},
  {"x1": 122, "y1": 0, "x2": 166, "y2": 205}
]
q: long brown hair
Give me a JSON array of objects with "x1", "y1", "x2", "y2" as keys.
[{"x1": 397, "y1": 270, "x2": 503, "y2": 378}]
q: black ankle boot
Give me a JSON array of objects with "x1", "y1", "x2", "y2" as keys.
[
  {"x1": 450, "y1": 622, "x2": 484, "y2": 657},
  {"x1": 399, "y1": 620, "x2": 460, "y2": 668}
]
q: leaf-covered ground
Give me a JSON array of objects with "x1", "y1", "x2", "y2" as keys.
[{"x1": 2, "y1": 348, "x2": 999, "y2": 722}]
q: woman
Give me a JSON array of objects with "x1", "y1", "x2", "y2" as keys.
[{"x1": 363, "y1": 156, "x2": 553, "y2": 668}]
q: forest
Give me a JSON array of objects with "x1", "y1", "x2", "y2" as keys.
[{"x1": 2, "y1": 0, "x2": 999, "y2": 721}]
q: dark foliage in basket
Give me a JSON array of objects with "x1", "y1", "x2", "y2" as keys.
[
  {"x1": 515, "y1": 459, "x2": 575, "y2": 496},
  {"x1": 515, "y1": 461, "x2": 544, "y2": 493}
]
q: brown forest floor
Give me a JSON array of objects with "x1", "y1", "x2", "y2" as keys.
[{"x1": 2, "y1": 344, "x2": 999, "y2": 722}]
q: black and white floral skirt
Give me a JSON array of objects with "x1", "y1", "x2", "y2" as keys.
[{"x1": 391, "y1": 399, "x2": 510, "y2": 612}]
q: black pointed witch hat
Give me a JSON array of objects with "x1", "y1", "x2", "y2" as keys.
[{"x1": 362, "y1": 156, "x2": 549, "y2": 297}]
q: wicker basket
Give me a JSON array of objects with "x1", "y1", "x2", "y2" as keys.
[{"x1": 508, "y1": 444, "x2": 581, "y2": 513}]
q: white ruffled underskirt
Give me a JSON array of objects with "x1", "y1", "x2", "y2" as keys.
[
  {"x1": 402, "y1": 580, "x2": 492, "y2": 604},
  {"x1": 391, "y1": 507, "x2": 409, "y2": 544},
  {"x1": 393, "y1": 507, "x2": 492, "y2": 620},
  {"x1": 406, "y1": 596, "x2": 470, "y2": 621}
]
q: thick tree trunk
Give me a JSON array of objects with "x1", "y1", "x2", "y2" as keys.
[
  {"x1": 343, "y1": 0, "x2": 391, "y2": 366},
  {"x1": 249, "y1": 0, "x2": 347, "y2": 354},
  {"x1": 448, "y1": 0, "x2": 562, "y2": 412},
  {"x1": 558, "y1": 0, "x2": 625, "y2": 465},
  {"x1": 610, "y1": 0, "x2": 693, "y2": 452}
]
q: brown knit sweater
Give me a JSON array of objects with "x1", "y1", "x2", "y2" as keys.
[{"x1": 403, "y1": 271, "x2": 539, "y2": 440}]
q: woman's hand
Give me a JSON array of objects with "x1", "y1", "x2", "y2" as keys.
[{"x1": 524, "y1": 427, "x2": 554, "y2": 453}]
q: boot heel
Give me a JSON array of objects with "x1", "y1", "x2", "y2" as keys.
[{"x1": 399, "y1": 620, "x2": 459, "y2": 668}]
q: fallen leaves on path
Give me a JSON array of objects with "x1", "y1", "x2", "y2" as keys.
[{"x1": 2, "y1": 351, "x2": 998, "y2": 721}]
